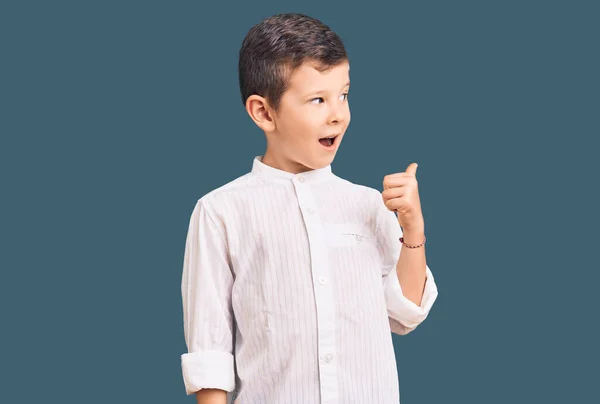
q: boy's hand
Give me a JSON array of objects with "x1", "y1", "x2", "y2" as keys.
[{"x1": 382, "y1": 162, "x2": 425, "y2": 233}]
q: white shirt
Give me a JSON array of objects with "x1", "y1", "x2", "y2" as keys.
[{"x1": 181, "y1": 155, "x2": 439, "y2": 403}]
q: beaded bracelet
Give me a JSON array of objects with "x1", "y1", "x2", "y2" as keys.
[{"x1": 399, "y1": 235, "x2": 426, "y2": 248}]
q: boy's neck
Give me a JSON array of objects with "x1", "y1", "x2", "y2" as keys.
[{"x1": 261, "y1": 151, "x2": 315, "y2": 174}]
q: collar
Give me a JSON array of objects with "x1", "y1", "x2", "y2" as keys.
[{"x1": 251, "y1": 155, "x2": 334, "y2": 183}]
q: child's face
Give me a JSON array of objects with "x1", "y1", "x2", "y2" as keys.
[{"x1": 268, "y1": 60, "x2": 351, "y2": 172}]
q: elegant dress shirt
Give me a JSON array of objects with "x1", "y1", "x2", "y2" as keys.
[{"x1": 181, "y1": 155, "x2": 439, "y2": 403}]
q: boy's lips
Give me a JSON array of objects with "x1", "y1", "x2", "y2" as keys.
[
  {"x1": 318, "y1": 134, "x2": 341, "y2": 149},
  {"x1": 318, "y1": 133, "x2": 341, "y2": 141}
]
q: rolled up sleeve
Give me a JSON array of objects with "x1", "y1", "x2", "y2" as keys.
[
  {"x1": 375, "y1": 196, "x2": 439, "y2": 335},
  {"x1": 181, "y1": 199, "x2": 235, "y2": 395},
  {"x1": 384, "y1": 263, "x2": 438, "y2": 334}
]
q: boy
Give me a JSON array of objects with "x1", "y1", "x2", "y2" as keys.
[{"x1": 181, "y1": 13, "x2": 438, "y2": 404}]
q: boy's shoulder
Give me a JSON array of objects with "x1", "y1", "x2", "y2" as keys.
[
  {"x1": 195, "y1": 171, "x2": 255, "y2": 209},
  {"x1": 333, "y1": 174, "x2": 383, "y2": 202}
]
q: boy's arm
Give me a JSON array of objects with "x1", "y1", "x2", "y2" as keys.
[
  {"x1": 181, "y1": 199, "x2": 236, "y2": 396},
  {"x1": 195, "y1": 388, "x2": 227, "y2": 404},
  {"x1": 396, "y1": 223, "x2": 427, "y2": 307},
  {"x1": 375, "y1": 195, "x2": 439, "y2": 335}
]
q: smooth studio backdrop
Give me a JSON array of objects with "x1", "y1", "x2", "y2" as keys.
[{"x1": 1, "y1": 1, "x2": 598, "y2": 403}]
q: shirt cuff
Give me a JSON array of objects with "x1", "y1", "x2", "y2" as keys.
[
  {"x1": 384, "y1": 264, "x2": 438, "y2": 330},
  {"x1": 181, "y1": 350, "x2": 235, "y2": 395}
]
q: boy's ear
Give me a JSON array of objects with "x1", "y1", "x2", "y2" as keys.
[{"x1": 246, "y1": 95, "x2": 276, "y2": 132}]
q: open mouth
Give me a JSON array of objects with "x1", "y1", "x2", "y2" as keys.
[{"x1": 318, "y1": 135, "x2": 339, "y2": 148}]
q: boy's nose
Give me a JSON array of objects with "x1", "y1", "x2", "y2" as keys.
[{"x1": 328, "y1": 106, "x2": 347, "y2": 125}]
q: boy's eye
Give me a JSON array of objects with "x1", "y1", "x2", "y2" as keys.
[{"x1": 310, "y1": 93, "x2": 349, "y2": 104}]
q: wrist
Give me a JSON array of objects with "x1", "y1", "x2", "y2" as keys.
[{"x1": 401, "y1": 227, "x2": 425, "y2": 245}]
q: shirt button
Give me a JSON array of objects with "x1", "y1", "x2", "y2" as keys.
[
  {"x1": 355, "y1": 234, "x2": 362, "y2": 242},
  {"x1": 307, "y1": 207, "x2": 315, "y2": 214},
  {"x1": 318, "y1": 277, "x2": 326, "y2": 285},
  {"x1": 323, "y1": 353, "x2": 333, "y2": 363},
  {"x1": 297, "y1": 176, "x2": 305, "y2": 183}
]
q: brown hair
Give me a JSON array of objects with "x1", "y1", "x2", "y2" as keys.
[{"x1": 238, "y1": 13, "x2": 348, "y2": 112}]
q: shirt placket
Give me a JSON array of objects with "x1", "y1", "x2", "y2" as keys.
[{"x1": 293, "y1": 174, "x2": 339, "y2": 404}]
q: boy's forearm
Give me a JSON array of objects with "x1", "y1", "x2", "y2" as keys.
[
  {"x1": 396, "y1": 226, "x2": 427, "y2": 306},
  {"x1": 195, "y1": 389, "x2": 227, "y2": 404}
]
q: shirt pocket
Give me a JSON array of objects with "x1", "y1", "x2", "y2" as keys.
[{"x1": 323, "y1": 222, "x2": 383, "y2": 295}]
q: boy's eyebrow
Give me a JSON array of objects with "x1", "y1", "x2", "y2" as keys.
[{"x1": 304, "y1": 81, "x2": 350, "y2": 96}]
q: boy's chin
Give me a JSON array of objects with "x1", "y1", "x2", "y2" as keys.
[{"x1": 308, "y1": 155, "x2": 336, "y2": 169}]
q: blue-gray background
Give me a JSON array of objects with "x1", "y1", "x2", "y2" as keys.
[{"x1": 1, "y1": 0, "x2": 598, "y2": 403}]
